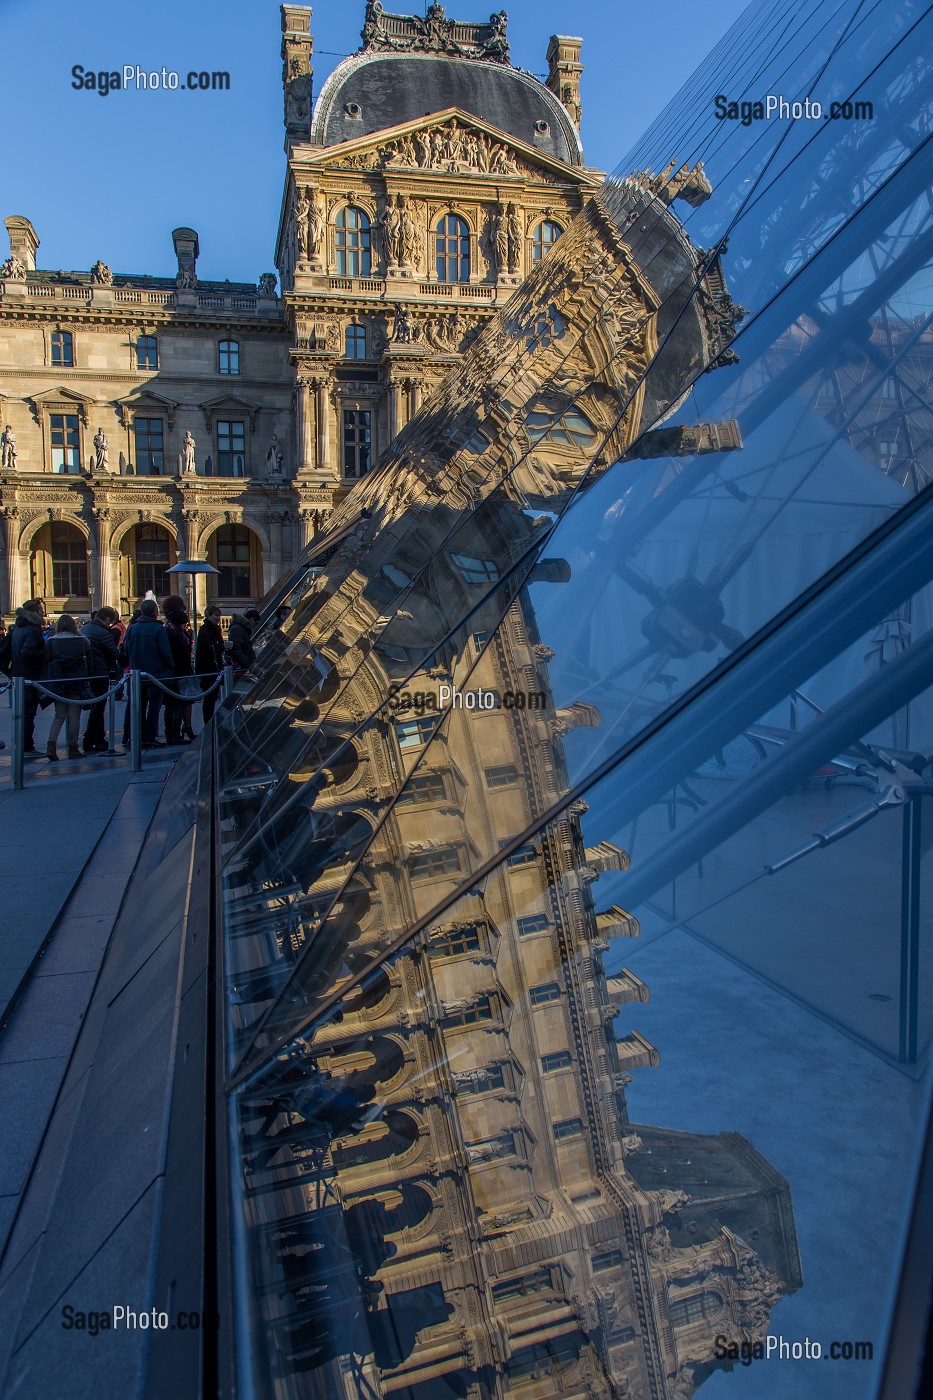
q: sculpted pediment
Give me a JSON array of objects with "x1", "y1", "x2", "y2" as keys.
[{"x1": 310, "y1": 109, "x2": 592, "y2": 186}]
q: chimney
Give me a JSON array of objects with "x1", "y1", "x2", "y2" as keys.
[
  {"x1": 4, "y1": 216, "x2": 39, "y2": 271},
  {"x1": 172, "y1": 227, "x2": 199, "y2": 287},
  {"x1": 546, "y1": 35, "x2": 583, "y2": 130},
  {"x1": 281, "y1": 6, "x2": 314, "y2": 150}
]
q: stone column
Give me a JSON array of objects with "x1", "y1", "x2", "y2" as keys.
[
  {"x1": 270, "y1": 511, "x2": 284, "y2": 585},
  {"x1": 388, "y1": 379, "x2": 404, "y2": 440},
  {"x1": 298, "y1": 508, "x2": 318, "y2": 550},
  {"x1": 92, "y1": 508, "x2": 111, "y2": 609},
  {"x1": 295, "y1": 377, "x2": 315, "y2": 473},
  {"x1": 0, "y1": 507, "x2": 19, "y2": 614},
  {"x1": 409, "y1": 379, "x2": 423, "y2": 417},
  {"x1": 314, "y1": 377, "x2": 332, "y2": 472}
]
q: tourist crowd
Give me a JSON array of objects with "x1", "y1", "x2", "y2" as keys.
[{"x1": 0, "y1": 596, "x2": 264, "y2": 760}]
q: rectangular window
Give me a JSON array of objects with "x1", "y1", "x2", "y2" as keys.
[
  {"x1": 492, "y1": 1269, "x2": 553, "y2": 1302},
  {"x1": 50, "y1": 412, "x2": 80, "y2": 473},
  {"x1": 217, "y1": 419, "x2": 246, "y2": 476},
  {"x1": 517, "y1": 913, "x2": 549, "y2": 936},
  {"x1": 455, "y1": 1063, "x2": 506, "y2": 1095},
  {"x1": 443, "y1": 995, "x2": 492, "y2": 1027},
  {"x1": 219, "y1": 340, "x2": 240, "y2": 375},
  {"x1": 507, "y1": 844, "x2": 537, "y2": 868},
  {"x1": 396, "y1": 771, "x2": 447, "y2": 805},
  {"x1": 472, "y1": 630, "x2": 491, "y2": 653},
  {"x1": 50, "y1": 523, "x2": 87, "y2": 596},
  {"x1": 451, "y1": 552, "x2": 499, "y2": 584},
  {"x1": 592, "y1": 1250, "x2": 622, "y2": 1273},
  {"x1": 509, "y1": 1337, "x2": 579, "y2": 1382},
  {"x1": 134, "y1": 417, "x2": 164, "y2": 475},
  {"x1": 343, "y1": 409, "x2": 371, "y2": 478},
  {"x1": 485, "y1": 764, "x2": 518, "y2": 789},
  {"x1": 552, "y1": 1117, "x2": 584, "y2": 1141},
  {"x1": 395, "y1": 715, "x2": 441, "y2": 750},
  {"x1": 135, "y1": 525, "x2": 171, "y2": 597},
  {"x1": 216, "y1": 525, "x2": 253, "y2": 598},
  {"x1": 427, "y1": 925, "x2": 480, "y2": 959},
  {"x1": 410, "y1": 847, "x2": 460, "y2": 879},
  {"x1": 541, "y1": 1050, "x2": 572, "y2": 1073},
  {"x1": 51, "y1": 330, "x2": 74, "y2": 366},
  {"x1": 135, "y1": 335, "x2": 158, "y2": 370},
  {"x1": 530, "y1": 982, "x2": 560, "y2": 1006}
]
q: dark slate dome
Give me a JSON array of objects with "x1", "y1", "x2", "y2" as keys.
[{"x1": 312, "y1": 52, "x2": 582, "y2": 166}]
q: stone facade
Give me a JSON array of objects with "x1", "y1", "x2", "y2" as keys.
[{"x1": 0, "y1": 2, "x2": 602, "y2": 623}]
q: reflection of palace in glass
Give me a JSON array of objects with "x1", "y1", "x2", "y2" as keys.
[
  {"x1": 2, "y1": 3, "x2": 931, "y2": 1398},
  {"x1": 217, "y1": 48, "x2": 800, "y2": 1379}
]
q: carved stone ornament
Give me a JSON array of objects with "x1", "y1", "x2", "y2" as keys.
[
  {"x1": 342, "y1": 116, "x2": 523, "y2": 178},
  {"x1": 0, "y1": 255, "x2": 26, "y2": 281},
  {"x1": 257, "y1": 272, "x2": 278, "y2": 296},
  {"x1": 628, "y1": 159, "x2": 713, "y2": 209},
  {"x1": 361, "y1": 3, "x2": 510, "y2": 64},
  {"x1": 91, "y1": 259, "x2": 113, "y2": 286}
]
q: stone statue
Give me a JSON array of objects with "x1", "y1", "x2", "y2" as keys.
[
  {"x1": 398, "y1": 195, "x2": 422, "y2": 270},
  {"x1": 0, "y1": 424, "x2": 16, "y2": 470},
  {"x1": 492, "y1": 204, "x2": 509, "y2": 272},
  {"x1": 293, "y1": 188, "x2": 311, "y2": 264},
  {"x1": 93, "y1": 427, "x2": 109, "y2": 472},
  {"x1": 308, "y1": 191, "x2": 325, "y2": 262},
  {"x1": 506, "y1": 202, "x2": 522, "y2": 273},
  {"x1": 266, "y1": 432, "x2": 284, "y2": 476},
  {"x1": 91, "y1": 259, "x2": 113, "y2": 286},
  {"x1": 379, "y1": 195, "x2": 403, "y2": 267},
  {"x1": 0, "y1": 255, "x2": 25, "y2": 282},
  {"x1": 176, "y1": 266, "x2": 196, "y2": 289},
  {"x1": 258, "y1": 272, "x2": 277, "y2": 296},
  {"x1": 391, "y1": 303, "x2": 419, "y2": 344},
  {"x1": 182, "y1": 430, "x2": 196, "y2": 474}
]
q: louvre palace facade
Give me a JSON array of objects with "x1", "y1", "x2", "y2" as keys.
[{"x1": 0, "y1": 4, "x2": 602, "y2": 622}]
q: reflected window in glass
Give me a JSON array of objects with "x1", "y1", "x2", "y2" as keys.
[{"x1": 530, "y1": 982, "x2": 560, "y2": 1005}]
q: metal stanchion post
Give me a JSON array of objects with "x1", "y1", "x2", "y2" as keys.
[
  {"x1": 130, "y1": 669, "x2": 143, "y2": 772},
  {"x1": 11, "y1": 676, "x2": 25, "y2": 791},
  {"x1": 107, "y1": 683, "x2": 117, "y2": 754}
]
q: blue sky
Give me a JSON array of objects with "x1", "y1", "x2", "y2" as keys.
[{"x1": 0, "y1": 0, "x2": 749, "y2": 283}]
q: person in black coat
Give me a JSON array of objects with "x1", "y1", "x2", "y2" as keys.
[
  {"x1": 10, "y1": 599, "x2": 47, "y2": 756},
  {"x1": 44, "y1": 613, "x2": 91, "y2": 761},
  {"x1": 195, "y1": 604, "x2": 226, "y2": 724},
  {"x1": 226, "y1": 608, "x2": 260, "y2": 675},
  {"x1": 163, "y1": 603, "x2": 194, "y2": 744},
  {"x1": 124, "y1": 600, "x2": 173, "y2": 745},
  {"x1": 81, "y1": 606, "x2": 120, "y2": 752}
]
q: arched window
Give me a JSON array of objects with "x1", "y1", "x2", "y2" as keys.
[
  {"x1": 135, "y1": 335, "x2": 158, "y2": 370},
  {"x1": 335, "y1": 207, "x2": 372, "y2": 277},
  {"x1": 51, "y1": 330, "x2": 74, "y2": 366},
  {"x1": 218, "y1": 339, "x2": 240, "y2": 375},
  {"x1": 49, "y1": 523, "x2": 88, "y2": 598},
  {"x1": 670, "y1": 1292, "x2": 724, "y2": 1328},
  {"x1": 213, "y1": 524, "x2": 254, "y2": 598},
  {"x1": 345, "y1": 323, "x2": 366, "y2": 359},
  {"x1": 132, "y1": 523, "x2": 173, "y2": 598},
  {"x1": 532, "y1": 219, "x2": 563, "y2": 264},
  {"x1": 435, "y1": 214, "x2": 470, "y2": 283}
]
